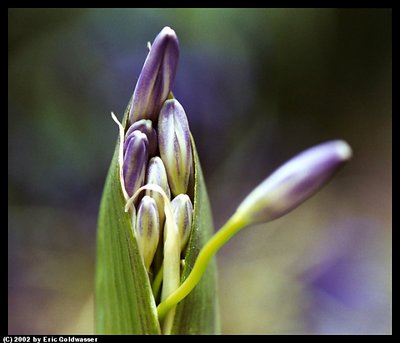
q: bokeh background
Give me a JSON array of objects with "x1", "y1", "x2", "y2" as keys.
[{"x1": 8, "y1": 8, "x2": 392, "y2": 334}]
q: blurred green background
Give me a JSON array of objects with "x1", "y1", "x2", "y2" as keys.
[{"x1": 8, "y1": 8, "x2": 391, "y2": 334}]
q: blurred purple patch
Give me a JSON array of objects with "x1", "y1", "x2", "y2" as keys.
[{"x1": 302, "y1": 219, "x2": 391, "y2": 334}]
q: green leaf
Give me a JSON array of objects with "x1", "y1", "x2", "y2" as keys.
[
  {"x1": 95, "y1": 104, "x2": 161, "y2": 334},
  {"x1": 171, "y1": 138, "x2": 220, "y2": 334},
  {"x1": 95, "y1": 104, "x2": 219, "y2": 334}
]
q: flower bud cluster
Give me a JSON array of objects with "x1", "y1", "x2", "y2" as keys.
[
  {"x1": 121, "y1": 27, "x2": 193, "y2": 275},
  {"x1": 114, "y1": 27, "x2": 353, "y2": 326}
]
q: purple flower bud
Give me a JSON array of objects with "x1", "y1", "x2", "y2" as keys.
[
  {"x1": 123, "y1": 130, "x2": 149, "y2": 197},
  {"x1": 145, "y1": 157, "x2": 171, "y2": 225},
  {"x1": 236, "y1": 140, "x2": 352, "y2": 225},
  {"x1": 124, "y1": 119, "x2": 158, "y2": 157},
  {"x1": 171, "y1": 194, "x2": 193, "y2": 251},
  {"x1": 158, "y1": 99, "x2": 193, "y2": 196},
  {"x1": 128, "y1": 26, "x2": 180, "y2": 124},
  {"x1": 136, "y1": 195, "x2": 160, "y2": 271}
]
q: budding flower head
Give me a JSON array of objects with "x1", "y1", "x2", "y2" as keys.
[
  {"x1": 128, "y1": 26, "x2": 179, "y2": 124},
  {"x1": 125, "y1": 119, "x2": 158, "y2": 157},
  {"x1": 123, "y1": 130, "x2": 149, "y2": 197},
  {"x1": 145, "y1": 156, "x2": 171, "y2": 225},
  {"x1": 171, "y1": 194, "x2": 193, "y2": 251},
  {"x1": 135, "y1": 195, "x2": 160, "y2": 271},
  {"x1": 158, "y1": 99, "x2": 193, "y2": 196},
  {"x1": 235, "y1": 140, "x2": 352, "y2": 225}
]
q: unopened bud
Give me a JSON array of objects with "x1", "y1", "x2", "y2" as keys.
[
  {"x1": 135, "y1": 195, "x2": 161, "y2": 271},
  {"x1": 158, "y1": 99, "x2": 193, "y2": 196},
  {"x1": 128, "y1": 26, "x2": 179, "y2": 123},
  {"x1": 171, "y1": 194, "x2": 193, "y2": 251},
  {"x1": 125, "y1": 119, "x2": 158, "y2": 157},
  {"x1": 145, "y1": 157, "x2": 171, "y2": 224},
  {"x1": 235, "y1": 140, "x2": 352, "y2": 225},
  {"x1": 123, "y1": 130, "x2": 149, "y2": 197}
]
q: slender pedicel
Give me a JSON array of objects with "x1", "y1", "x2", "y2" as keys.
[
  {"x1": 158, "y1": 99, "x2": 193, "y2": 196},
  {"x1": 128, "y1": 26, "x2": 179, "y2": 124}
]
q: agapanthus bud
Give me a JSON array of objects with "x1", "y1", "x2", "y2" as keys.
[
  {"x1": 128, "y1": 26, "x2": 179, "y2": 124},
  {"x1": 171, "y1": 194, "x2": 193, "y2": 251},
  {"x1": 158, "y1": 99, "x2": 193, "y2": 196},
  {"x1": 235, "y1": 140, "x2": 352, "y2": 225},
  {"x1": 145, "y1": 157, "x2": 171, "y2": 224},
  {"x1": 123, "y1": 130, "x2": 149, "y2": 197},
  {"x1": 135, "y1": 195, "x2": 160, "y2": 271},
  {"x1": 125, "y1": 119, "x2": 158, "y2": 157}
]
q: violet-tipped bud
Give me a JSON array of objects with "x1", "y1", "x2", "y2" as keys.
[
  {"x1": 135, "y1": 195, "x2": 160, "y2": 271},
  {"x1": 125, "y1": 119, "x2": 158, "y2": 157},
  {"x1": 235, "y1": 140, "x2": 352, "y2": 225},
  {"x1": 158, "y1": 99, "x2": 193, "y2": 196},
  {"x1": 128, "y1": 26, "x2": 179, "y2": 124},
  {"x1": 145, "y1": 157, "x2": 171, "y2": 225},
  {"x1": 123, "y1": 130, "x2": 149, "y2": 197},
  {"x1": 171, "y1": 194, "x2": 193, "y2": 251}
]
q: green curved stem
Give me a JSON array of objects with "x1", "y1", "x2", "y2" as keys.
[
  {"x1": 157, "y1": 212, "x2": 248, "y2": 320},
  {"x1": 152, "y1": 263, "x2": 164, "y2": 299}
]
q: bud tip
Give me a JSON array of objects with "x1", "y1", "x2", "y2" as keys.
[
  {"x1": 161, "y1": 26, "x2": 176, "y2": 37},
  {"x1": 335, "y1": 140, "x2": 352, "y2": 161}
]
